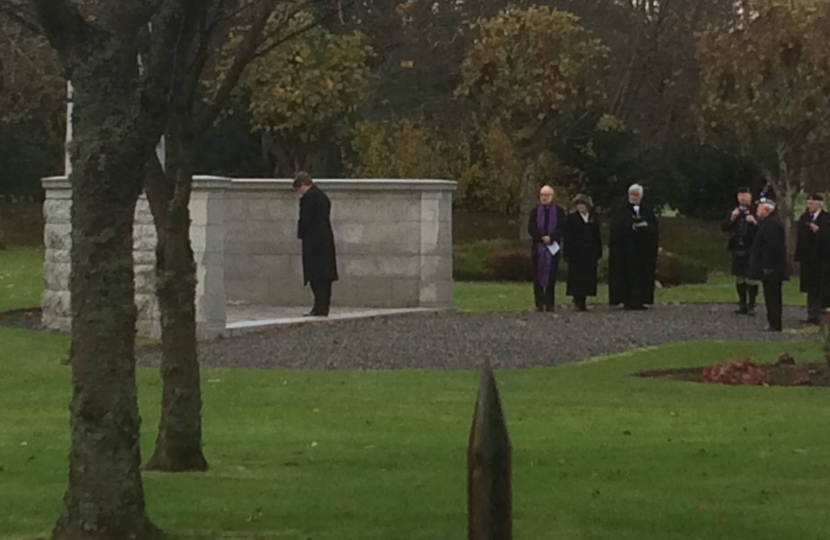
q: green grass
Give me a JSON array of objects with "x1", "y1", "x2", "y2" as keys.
[
  {"x1": 1, "y1": 327, "x2": 829, "y2": 539},
  {"x1": 0, "y1": 248, "x2": 42, "y2": 311},
  {"x1": 455, "y1": 275, "x2": 806, "y2": 312}
]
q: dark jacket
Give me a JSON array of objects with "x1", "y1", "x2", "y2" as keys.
[
  {"x1": 564, "y1": 211, "x2": 602, "y2": 297},
  {"x1": 298, "y1": 185, "x2": 338, "y2": 285},
  {"x1": 750, "y1": 212, "x2": 788, "y2": 282},
  {"x1": 527, "y1": 203, "x2": 566, "y2": 262},
  {"x1": 721, "y1": 204, "x2": 758, "y2": 253},
  {"x1": 608, "y1": 202, "x2": 658, "y2": 306},
  {"x1": 794, "y1": 210, "x2": 830, "y2": 294}
]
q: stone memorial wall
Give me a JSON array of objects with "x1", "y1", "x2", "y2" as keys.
[{"x1": 41, "y1": 176, "x2": 456, "y2": 338}]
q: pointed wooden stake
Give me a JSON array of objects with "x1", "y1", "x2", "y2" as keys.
[{"x1": 468, "y1": 363, "x2": 512, "y2": 540}]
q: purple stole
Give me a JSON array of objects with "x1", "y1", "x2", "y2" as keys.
[{"x1": 534, "y1": 203, "x2": 558, "y2": 288}]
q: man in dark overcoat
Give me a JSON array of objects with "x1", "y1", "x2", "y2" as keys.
[
  {"x1": 564, "y1": 194, "x2": 602, "y2": 311},
  {"x1": 294, "y1": 172, "x2": 338, "y2": 317},
  {"x1": 794, "y1": 194, "x2": 830, "y2": 324},
  {"x1": 722, "y1": 187, "x2": 760, "y2": 315},
  {"x1": 609, "y1": 184, "x2": 658, "y2": 310},
  {"x1": 750, "y1": 200, "x2": 788, "y2": 332},
  {"x1": 528, "y1": 185, "x2": 565, "y2": 312}
]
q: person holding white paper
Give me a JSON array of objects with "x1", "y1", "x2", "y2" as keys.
[{"x1": 528, "y1": 185, "x2": 565, "y2": 312}]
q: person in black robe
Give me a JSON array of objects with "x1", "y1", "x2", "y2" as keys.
[
  {"x1": 794, "y1": 194, "x2": 829, "y2": 324},
  {"x1": 295, "y1": 172, "x2": 338, "y2": 317},
  {"x1": 721, "y1": 187, "x2": 760, "y2": 315},
  {"x1": 609, "y1": 184, "x2": 658, "y2": 310},
  {"x1": 564, "y1": 194, "x2": 602, "y2": 311},
  {"x1": 528, "y1": 185, "x2": 565, "y2": 312},
  {"x1": 750, "y1": 200, "x2": 788, "y2": 332}
]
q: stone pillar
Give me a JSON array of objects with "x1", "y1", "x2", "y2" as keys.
[
  {"x1": 42, "y1": 177, "x2": 72, "y2": 332},
  {"x1": 419, "y1": 186, "x2": 454, "y2": 308},
  {"x1": 190, "y1": 176, "x2": 230, "y2": 339},
  {"x1": 41, "y1": 176, "x2": 230, "y2": 339}
]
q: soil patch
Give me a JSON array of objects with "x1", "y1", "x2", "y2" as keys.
[
  {"x1": 636, "y1": 363, "x2": 830, "y2": 387},
  {"x1": 0, "y1": 308, "x2": 43, "y2": 331}
]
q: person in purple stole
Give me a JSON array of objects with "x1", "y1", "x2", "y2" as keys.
[{"x1": 528, "y1": 185, "x2": 565, "y2": 312}]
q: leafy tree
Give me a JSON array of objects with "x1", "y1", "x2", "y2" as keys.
[
  {"x1": 697, "y1": 0, "x2": 830, "y2": 245},
  {"x1": 456, "y1": 6, "x2": 609, "y2": 235},
  {"x1": 224, "y1": 12, "x2": 370, "y2": 176}
]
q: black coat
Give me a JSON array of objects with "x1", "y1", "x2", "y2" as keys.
[
  {"x1": 794, "y1": 210, "x2": 830, "y2": 294},
  {"x1": 609, "y1": 202, "x2": 658, "y2": 306},
  {"x1": 749, "y1": 212, "x2": 788, "y2": 282},
  {"x1": 298, "y1": 186, "x2": 338, "y2": 285},
  {"x1": 721, "y1": 205, "x2": 758, "y2": 276},
  {"x1": 527, "y1": 203, "x2": 566, "y2": 271},
  {"x1": 564, "y1": 211, "x2": 602, "y2": 297}
]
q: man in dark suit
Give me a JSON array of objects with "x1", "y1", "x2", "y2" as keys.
[
  {"x1": 750, "y1": 200, "x2": 788, "y2": 332},
  {"x1": 794, "y1": 195, "x2": 829, "y2": 324},
  {"x1": 294, "y1": 172, "x2": 338, "y2": 317}
]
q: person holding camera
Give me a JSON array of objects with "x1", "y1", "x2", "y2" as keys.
[{"x1": 722, "y1": 187, "x2": 759, "y2": 315}]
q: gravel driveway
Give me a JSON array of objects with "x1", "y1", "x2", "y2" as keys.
[{"x1": 137, "y1": 304, "x2": 812, "y2": 371}]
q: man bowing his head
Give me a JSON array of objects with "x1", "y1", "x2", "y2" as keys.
[{"x1": 609, "y1": 184, "x2": 659, "y2": 310}]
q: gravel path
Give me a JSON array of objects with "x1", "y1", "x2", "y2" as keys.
[{"x1": 137, "y1": 304, "x2": 813, "y2": 371}]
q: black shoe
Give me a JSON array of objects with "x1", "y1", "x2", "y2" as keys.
[
  {"x1": 546, "y1": 305, "x2": 555, "y2": 313},
  {"x1": 734, "y1": 306, "x2": 748, "y2": 315},
  {"x1": 801, "y1": 318, "x2": 820, "y2": 325},
  {"x1": 745, "y1": 306, "x2": 756, "y2": 316},
  {"x1": 535, "y1": 306, "x2": 544, "y2": 313}
]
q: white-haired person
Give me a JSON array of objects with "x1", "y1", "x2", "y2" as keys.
[
  {"x1": 750, "y1": 199, "x2": 789, "y2": 331},
  {"x1": 527, "y1": 185, "x2": 565, "y2": 312},
  {"x1": 608, "y1": 183, "x2": 658, "y2": 310}
]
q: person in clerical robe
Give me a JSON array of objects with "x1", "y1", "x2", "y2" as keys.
[
  {"x1": 564, "y1": 194, "x2": 602, "y2": 311},
  {"x1": 794, "y1": 195, "x2": 830, "y2": 325},
  {"x1": 528, "y1": 185, "x2": 565, "y2": 312},
  {"x1": 295, "y1": 172, "x2": 338, "y2": 317},
  {"x1": 750, "y1": 199, "x2": 788, "y2": 332},
  {"x1": 609, "y1": 184, "x2": 658, "y2": 310}
]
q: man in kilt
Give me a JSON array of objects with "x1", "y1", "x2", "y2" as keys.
[{"x1": 722, "y1": 187, "x2": 759, "y2": 315}]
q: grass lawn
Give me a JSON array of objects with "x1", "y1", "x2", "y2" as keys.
[
  {"x1": 1, "y1": 328, "x2": 829, "y2": 539},
  {"x1": 0, "y1": 248, "x2": 43, "y2": 312},
  {"x1": 455, "y1": 275, "x2": 806, "y2": 312}
]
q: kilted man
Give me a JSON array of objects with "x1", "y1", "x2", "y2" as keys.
[
  {"x1": 722, "y1": 187, "x2": 759, "y2": 315},
  {"x1": 564, "y1": 194, "x2": 602, "y2": 311},
  {"x1": 528, "y1": 185, "x2": 565, "y2": 312},
  {"x1": 794, "y1": 195, "x2": 830, "y2": 324},
  {"x1": 609, "y1": 184, "x2": 659, "y2": 310},
  {"x1": 294, "y1": 172, "x2": 338, "y2": 317},
  {"x1": 750, "y1": 199, "x2": 788, "y2": 332}
]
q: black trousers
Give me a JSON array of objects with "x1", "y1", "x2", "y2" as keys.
[
  {"x1": 310, "y1": 280, "x2": 332, "y2": 315},
  {"x1": 763, "y1": 279, "x2": 783, "y2": 331},
  {"x1": 533, "y1": 258, "x2": 560, "y2": 310},
  {"x1": 807, "y1": 292, "x2": 822, "y2": 321}
]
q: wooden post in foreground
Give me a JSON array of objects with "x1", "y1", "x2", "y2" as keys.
[{"x1": 468, "y1": 363, "x2": 512, "y2": 540}]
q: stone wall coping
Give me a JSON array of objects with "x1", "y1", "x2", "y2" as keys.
[
  {"x1": 43, "y1": 176, "x2": 456, "y2": 193},
  {"x1": 229, "y1": 178, "x2": 457, "y2": 192},
  {"x1": 42, "y1": 175, "x2": 233, "y2": 192}
]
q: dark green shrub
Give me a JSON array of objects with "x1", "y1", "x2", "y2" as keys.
[{"x1": 486, "y1": 249, "x2": 533, "y2": 282}]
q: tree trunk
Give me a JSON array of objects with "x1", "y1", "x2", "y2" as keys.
[
  {"x1": 144, "y1": 120, "x2": 207, "y2": 473},
  {"x1": 0, "y1": 203, "x2": 6, "y2": 250},
  {"x1": 52, "y1": 59, "x2": 158, "y2": 540}
]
